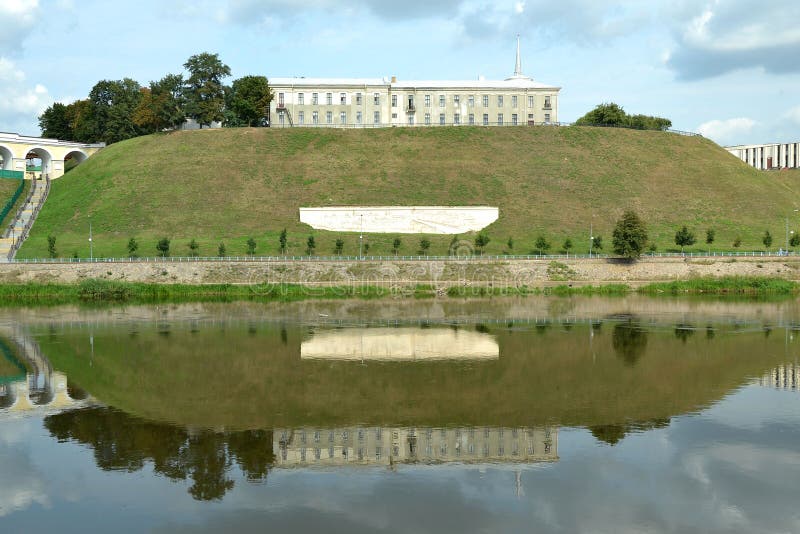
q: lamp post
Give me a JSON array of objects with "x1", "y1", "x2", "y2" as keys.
[
  {"x1": 589, "y1": 219, "x2": 593, "y2": 258},
  {"x1": 786, "y1": 209, "x2": 799, "y2": 253},
  {"x1": 88, "y1": 216, "x2": 93, "y2": 261},
  {"x1": 359, "y1": 214, "x2": 363, "y2": 259}
]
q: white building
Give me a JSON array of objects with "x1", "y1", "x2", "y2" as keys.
[
  {"x1": 269, "y1": 38, "x2": 560, "y2": 128},
  {"x1": 726, "y1": 142, "x2": 800, "y2": 170}
]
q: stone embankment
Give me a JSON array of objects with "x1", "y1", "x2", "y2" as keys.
[{"x1": 0, "y1": 256, "x2": 798, "y2": 286}]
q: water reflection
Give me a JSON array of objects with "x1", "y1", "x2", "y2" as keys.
[
  {"x1": 611, "y1": 316, "x2": 648, "y2": 366},
  {"x1": 756, "y1": 363, "x2": 800, "y2": 391},
  {"x1": 301, "y1": 326, "x2": 499, "y2": 361}
]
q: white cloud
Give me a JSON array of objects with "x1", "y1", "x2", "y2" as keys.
[
  {"x1": 0, "y1": 55, "x2": 52, "y2": 134},
  {"x1": 0, "y1": 0, "x2": 40, "y2": 54},
  {"x1": 697, "y1": 117, "x2": 756, "y2": 144},
  {"x1": 784, "y1": 106, "x2": 800, "y2": 126}
]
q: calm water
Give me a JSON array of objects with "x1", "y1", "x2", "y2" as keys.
[{"x1": 1, "y1": 298, "x2": 799, "y2": 533}]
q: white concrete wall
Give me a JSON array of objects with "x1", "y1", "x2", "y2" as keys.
[{"x1": 300, "y1": 206, "x2": 499, "y2": 234}]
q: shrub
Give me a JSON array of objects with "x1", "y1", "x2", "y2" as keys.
[
  {"x1": 418, "y1": 238, "x2": 431, "y2": 255},
  {"x1": 47, "y1": 235, "x2": 57, "y2": 258},
  {"x1": 306, "y1": 235, "x2": 316, "y2": 255},
  {"x1": 763, "y1": 230, "x2": 773, "y2": 249},
  {"x1": 392, "y1": 237, "x2": 401, "y2": 255},
  {"x1": 218, "y1": 242, "x2": 226, "y2": 257},
  {"x1": 612, "y1": 210, "x2": 648, "y2": 259},
  {"x1": 246, "y1": 237, "x2": 256, "y2": 255},
  {"x1": 791, "y1": 232, "x2": 800, "y2": 248},
  {"x1": 534, "y1": 236, "x2": 550, "y2": 255},
  {"x1": 563, "y1": 238, "x2": 573, "y2": 254},
  {"x1": 156, "y1": 237, "x2": 170, "y2": 257},
  {"x1": 334, "y1": 238, "x2": 344, "y2": 255},
  {"x1": 279, "y1": 228, "x2": 287, "y2": 254},
  {"x1": 675, "y1": 226, "x2": 696, "y2": 253},
  {"x1": 733, "y1": 236, "x2": 742, "y2": 248},
  {"x1": 188, "y1": 238, "x2": 199, "y2": 257},
  {"x1": 474, "y1": 233, "x2": 490, "y2": 255},
  {"x1": 127, "y1": 237, "x2": 139, "y2": 258}
]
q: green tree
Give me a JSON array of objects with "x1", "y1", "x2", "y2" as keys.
[
  {"x1": 627, "y1": 114, "x2": 672, "y2": 131},
  {"x1": 228, "y1": 75, "x2": 273, "y2": 127},
  {"x1": 306, "y1": 236, "x2": 316, "y2": 255},
  {"x1": 156, "y1": 237, "x2": 171, "y2": 257},
  {"x1": 88, "y1": 78, "x2": 144, "y2": 144},
  {"x1": 592, "y1": 235, "x2": 603, "y2": 251},
  {"x1": 507, "y1": 237, "x2": 514, "y2": 251},
  {"x1": 127, "y1": 237, "x2": 139, "y2": 258},
  {"x1": 563, "y1": 238, "x2": 573, "y2": 254},
  {"x1": 188, "y1": 239, "x2": 200, "y2": 257},
  {"x1": 133, "y1": 77, "x2": 187, "y2": 134},
  {"x1": 47, "y1": 235, "x2": 57, "y2": 258},
  {"x1": 183, "y1": 53, "x2": 231, "y2": 128},
  {"x1": 246, "y1": 237, "x2": 256, "y2": 255},
  {"x1": 64, "y1": 99, "x2": 95, "y2": 143},
  {"x1": 392, "y1": 237, "x2": 401, "y2": 255},
  {"x1": 763, "y1": 230, "x2": 773, "y2": 249},
  {"x1": 733, "y1": 236, "x2": 742, "y2": 248},
  {"x1": 790, "y1": 232, "x2": 800, "y2": 248},
  {"x1": 334, "y1": 238, "x2": 344, "y2": 255},
  {"x1": 674, "y1": 226, "x2": 696, "y2": 253},
  {"x1": 279, "y1": 228, "x2": 287, "y2": 254},
  {"x1": 474, "y1": 233, "x2": 490, "y2": 255},
  {"x1": 39, "y1": 103, "x2": 73, "y2": 139},
  {"x1": 612, "y1": 210, "x2": 648, "y2": 259},
  {"x1": 534, "y1": 236, "x2": 550, "y2": 255},
  {"x1": 418, "y1": 238, "x2": 431, "y2": 255},
  {"x1": 218, "y1": 242, "x2": 226, "y2": 257},
  {"x1": 706, "y1": 229, "x2": 715, "y2": 246},
  {"x1": 575, "y1": 103, "x2": 628, "y2": 127}
]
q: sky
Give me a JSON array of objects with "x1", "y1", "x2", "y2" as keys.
[{"x1": 0, "y1": 0, "x2": 799, "y2": 147}]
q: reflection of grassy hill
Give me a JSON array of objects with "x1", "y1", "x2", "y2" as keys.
[
  {"x1": 17, "y1": 126, "x2": 800, "y2": 258},
  {"x1": 0, "y1": 337, "x2": 26, "y2": 379},
  {"x1": 36, "y1": 321, "x2": 789, "y2": 430}
]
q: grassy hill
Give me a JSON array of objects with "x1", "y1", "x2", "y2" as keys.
[
  {"x1": 0, "y1": 178, "x2": 28, "y2": 228},
  {"x1": 16, "y1": 126, "x2": 800, "y2": 258}
]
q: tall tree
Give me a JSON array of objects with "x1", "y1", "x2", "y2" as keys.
[
  {"x1": 612, "y1": 210, "x2": 648, "y2": 259},
  {"x1": 88, "y1": 78, "x2": 144, "y2": 144},
  {"x1": 134, "y1": 74, "x2": 187, "y2": 132},
  {"x1": 183, "y1": 53, "x2": 231, "y2": 128},
  {"x1": 228, "y1": 75, "x2": 273, "y2": 127},
  {"x1": 65, "y1": 99, "x2": 95, "y2": 143},
  {"x1": 39, "y1": 102, "x2": 73, "y2": 139},
  {"x1": 575, "y1": 103, "x2": 628, "y2": 127}
]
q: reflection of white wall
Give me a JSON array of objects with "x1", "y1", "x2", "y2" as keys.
[
  {"x1": 300, "y1": 206, "x2": 499, "y2": 234},
  {"x1": 301, "y1": 327, "x2": 499, "y2": 361}
]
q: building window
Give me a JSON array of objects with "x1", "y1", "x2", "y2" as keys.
[
  {"x1": 482, "y1": 95, "x2": 489, "y2": 107},
  {"x1": 312, "y1": 93, "x2": 319, "y2": 105},
  {"x1": 374, "y1": 111, "x2": 380, "y2": 124},
  {"x1": 528, "y1": 113, "x2": 534, "y2": 123},
  {"x1": 326, "y1": 93, "x2": 333, "y2": 105},
  {"x1": 468, "y1": 113, "x2": 475, "y2": 125},
  {"x1": 497, "y1": 95, "x2": 504, "y2": 107},
  {"x1": 298, "y1": 111, "x2": 304, "y2": 125},
  {"x1": 425, "y1": 94, "x2": 431, "y2": 107},
  {"x1": 373, "y1": 93, "x2": 380, "y2": 105},
  {"x1": 279, "y1": 114, "x2": 284, "y2": 126},
  {"x1": 355, "y1": 92, "x2": 362, "y2": 105},
  {"x1": 408, "y1": 114, "x2": 415, "y2": 125},
  {"x1": 340, "y1": 111, "x2": 346, "y2": 124},
  {"x1": 454, "y1": 113, "x2": 460, "y2": 125},
  {"x1": 544, "y1": 95, "x2": 551, "y2": 109},
  {"x1": 453, "y1": 94, "x2": 460, "y2": 105},
  {"x1": 298, "y1": 93, "x2": 304, "y2": 105},
  {"x1": 468, "y1": 95, "x2": 474, "y2": 107},
  {"x1": 425, "y1": 113, "x2": 431, "y2": 125},
  {"x1": 528, "y1": 95, "x2": 534, "y2": 108},
  {"x1": 392, "y1": 94, "x2": 398, "y2": 107},
  {"x1": 512, "y1": 95, "x2": 518, "y2": 108},
  {"x1": 312, "y1": 111, "x2": 319, "y2": 125},
  {"x1": 392, "y1": 113, "x2": 397, "y2": 119},
  {"x1": 356, "y1": 111, "x2": 362, "y2": 124},
  {"x1": 545, "y1": 113, "x2": 551, "y2": 124},
  {"x1": 498, "y1": 113, "x2": 504, "y2": 125},
  {"x1": 376, "y1": 447, "x2": 382, "y2": 460},
  {"x1": 512, "y1": 113, "x2": 518, "y2": 125},
  {"x1": 278, "y1": 92, "x2": 284, "y2": 106},
  {"x1": 482, "y1": 113, "x2": 489, "y2": 126},
  {"x1": 439, "y1": 95, "x2": 445, "y2": 107},
  {"x1": 340, "y1": 92, "x2": 346, "y2": 105},
  {"x1": 439, "y1": 113, "x2": 446, "y2": 125},
  {"x1": 326, "y1": 111, "x2": 332, "y2": 124}
]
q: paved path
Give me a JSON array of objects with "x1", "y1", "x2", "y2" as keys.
[{"x1": 0, "y1": 180, "x2": 45, "y2": 262}]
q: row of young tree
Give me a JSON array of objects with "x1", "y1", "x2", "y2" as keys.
[
  {"x1": 38, "y1": 53, "x2": 273, "y2": 145},
  {"x1": 575, "y1": 103, "x2": 672, "y2": 131}
]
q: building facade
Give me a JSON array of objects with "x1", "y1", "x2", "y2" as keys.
[
  {"x1": 726, "y1": 142, "x2": 800, "y2": 170},
  {"x1": 269, "y1": 39, "x2": 560, "y2": 128}
]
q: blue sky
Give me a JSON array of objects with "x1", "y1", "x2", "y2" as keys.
[{"x1": 1, "y1": 0, "x2": 799, "y2": 146}]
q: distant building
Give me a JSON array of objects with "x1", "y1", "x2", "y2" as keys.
[
  {"x1": 725, "y1": 142, "x2": 800, "y2": 170},
  {"x1": 269, "y1": 38, "x2": 560, "y2": 128}
]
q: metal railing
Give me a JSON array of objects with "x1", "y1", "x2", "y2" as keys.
[
  {"x1": 6, "y1": 176, "x2": 49, "y2": 260},
  {"x1": 9, "y1": 250, "x2": 796, "y2": 264}
]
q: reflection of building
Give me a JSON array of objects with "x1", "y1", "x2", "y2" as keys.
[
  {"x1": 274, "y1": 427, "x2": 558, "y2": 468},
  {"x1": 756, "y1": 364, "x2": 799, "y2": 391},
  {"x1": 301, "y1": 327, "x2": 499, "y2": 361}
]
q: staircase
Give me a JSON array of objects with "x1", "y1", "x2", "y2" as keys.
[
  {"x1": 276, "y1": 104, "x2": 294, "y2": 127},
  {"x1": 0, "y1": 177, "x2": 49, "y2": 262}
]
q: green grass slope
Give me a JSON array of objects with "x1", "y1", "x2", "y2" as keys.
[
  {"x1": 0, "y1": 178, "x2": 28, "y2": 228},
  {"x1": 17, "y1": 126, "x2": 800, "y2": 258}
]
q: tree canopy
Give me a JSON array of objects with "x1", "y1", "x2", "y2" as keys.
[
  {"x1": 612, "y1": 210, "x2": 648, "y2": 259},
  {"x1": 575, "y1": 103, "x2": 672, "y2": 131},
  {"x1": 183, "y1": 52, "x2": 231, "y2": 128}
]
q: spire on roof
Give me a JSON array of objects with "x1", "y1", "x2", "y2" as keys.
[{"x1": 514, "y1": 34, "x2": 522, "y2": 76}]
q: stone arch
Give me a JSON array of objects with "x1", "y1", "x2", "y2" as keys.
[
  {"x1": 0, "y1": 386, "x2": 16, "y2": 408},
  {"x1": 26, "y1": 146, "x2": 53, "y2": 178},
  {"x1": 0, "y1": 144, "x2": 15, "y2": 170},
  {"x1": 63, "y1": 149, "x2": 88, "y2": 174}
]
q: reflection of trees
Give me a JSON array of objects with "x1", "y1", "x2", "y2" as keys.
[
  {"x1": 590, "y1": 418, "x2": 670, "y2": 446},
  {"x1": 44, "y1": 407, "x2": 273, "y2": 501},
  {"x1": 674, "y1": 324, "x2": 695, "y2": 344},
  {"x1": 612, "y1": 319, "x2": 648, "y2": 366}
]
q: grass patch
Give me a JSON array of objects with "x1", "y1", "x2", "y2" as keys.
[
  {"x1": 16, "y1": 126, "x2": 800, "y2": 259},
  {"x1": 639, "y1": 276, "x2": 797, "y2": 295}
]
